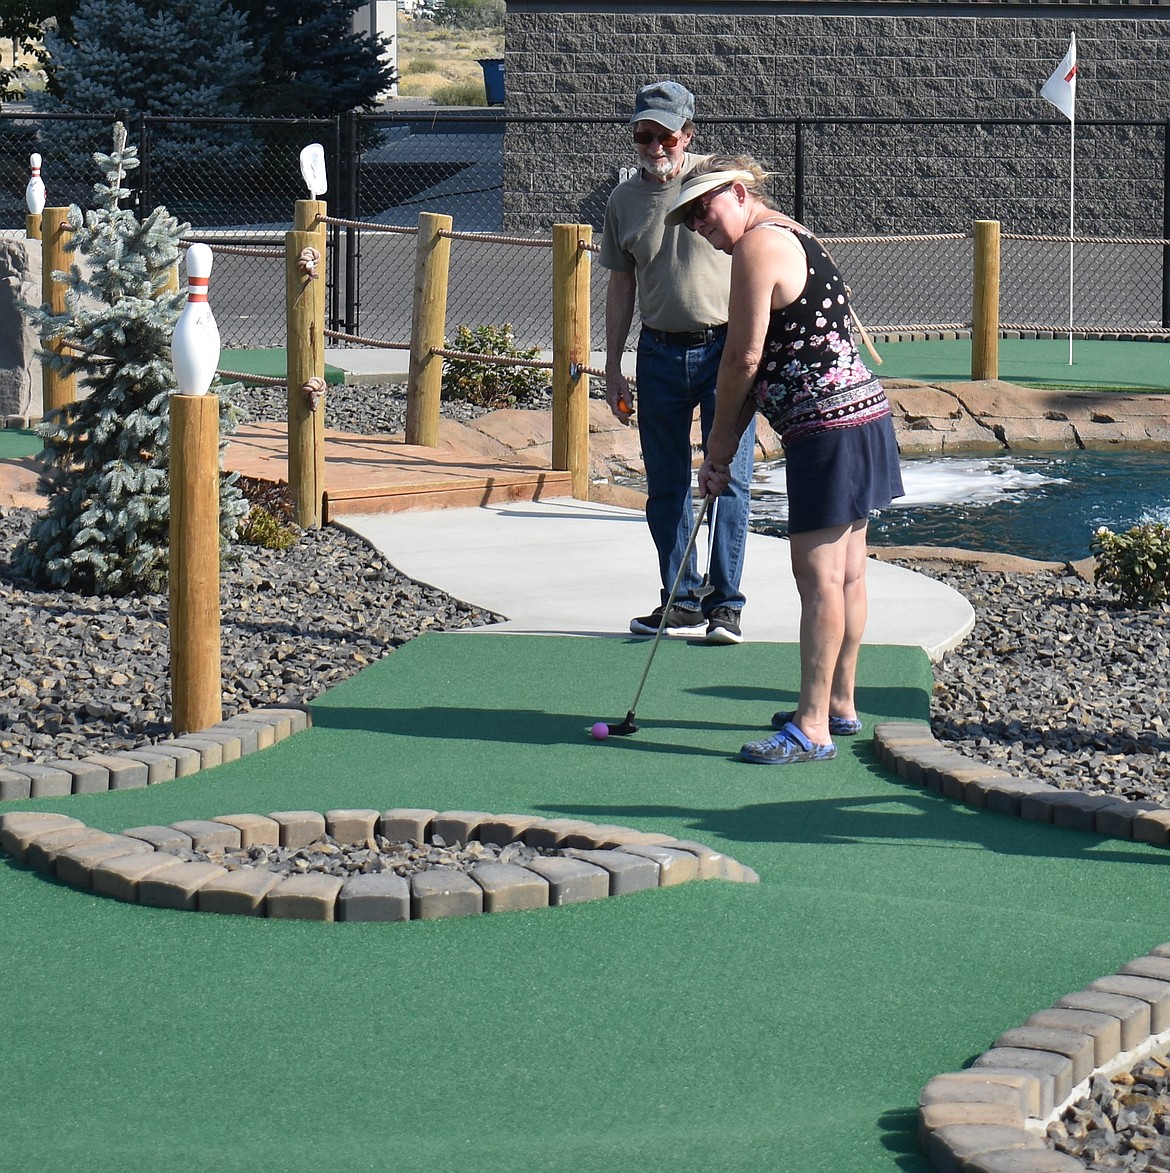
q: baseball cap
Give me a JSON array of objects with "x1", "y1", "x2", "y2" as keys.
[{"x1": 629, "y1": 80, "x2": 695, "y2": 132}]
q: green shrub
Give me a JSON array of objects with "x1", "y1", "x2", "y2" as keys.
[
  {"x1": 1091, "y1": 522, "x2": 1170, "y2": 607},
  {"x1": 234, "y1": 475, "x2": 299, "y2": 551},
  {"x1": 239, "y1": 505, "x2": 299, "y2": 551},
  {"x1": 430, "y1": 78, "x2": 487, "y2": 106},
  {"x1": 442, "y1": 323, "x2": 547, "y2": 409}
]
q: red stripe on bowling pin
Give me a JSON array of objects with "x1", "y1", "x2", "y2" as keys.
[
  {"x1": 172, "y1": 244, "x2": 221, "y2": 396},
  {"x1": 26, "y1": 152, "x2": 45, "y2": 215}
]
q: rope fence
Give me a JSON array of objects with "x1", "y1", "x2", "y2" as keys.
[
  {"x1": 999, "y1": 323, "x2": 1170, "y2": 336},
  {"x1": 440, "y1": 229, "x2": 551, "y2": 248},
  {"x1": 321, "y1": 215, "x2": 416, "y2": 236},
  {"x1": 181, "y1": 239, "x2": 285, "y2": 260},
  {"x1": 324, "y1": 328, "x2": 409, "y2": 350},
  {"x1": 430, "y1": 347, "x2": 554, "y2": 370},
  {"x1": 822, "y1": 232, "x2": 969, "y2": 245},
  {"x1": 1003, "y1": 232, "x2": 1170, "y2": 247},
  {"x1": 218, "y1": 369, "x2": 285, "y2": 387}
]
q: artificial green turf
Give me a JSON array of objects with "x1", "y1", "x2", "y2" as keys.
[
  {"x1": 0, "y1": 428, "x2": 41, "y2": 459},
  {"x1": 4, "y1": 633, "x2": 1170, "y2": 1171},
  {"x1": 874, "y1": 336, "x2": 1170, "y2": 392}
]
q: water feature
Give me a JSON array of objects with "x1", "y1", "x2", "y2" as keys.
[{"x1": 749, "y1": 449, "x2": 1170, "y2": 562}]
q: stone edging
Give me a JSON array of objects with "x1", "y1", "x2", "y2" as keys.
[
  {"x1": 874, "y1": 722, "x2": 1170, "y2": 850},
  {"x1": 867, "y1": 330, "x2": 1170, "y2": 345},
  {"x1": 876, "y1": 721, "x2": 1170, "y2": 1172},
  {"x1": 0, "y1": 808, "x2": 758, "y2": 922},
  {"x1": 0, "y1": 706, "x2": 313, "y2": 801}
]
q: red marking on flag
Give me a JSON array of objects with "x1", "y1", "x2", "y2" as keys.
[{"x1": 1064, "y1": 64, "x2": 1077, "y2": 83}]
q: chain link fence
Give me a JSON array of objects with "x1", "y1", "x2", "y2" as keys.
[{"x1": 2, "y1": 109, "x2": 1167, "y2": 353}]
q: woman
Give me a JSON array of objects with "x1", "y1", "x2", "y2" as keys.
[{"x1": 666, "y1": 154, "x2": 904, "y2": 765}]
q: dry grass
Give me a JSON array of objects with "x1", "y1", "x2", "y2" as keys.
[{"x1": 396, "y1": 18, "x2": 503, "y2": 104}]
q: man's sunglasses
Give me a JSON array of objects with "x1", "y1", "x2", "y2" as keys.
[
  {"x1": 632, "y1": 129, "x2": 680, "y2": 147},
  {"x1": 683, "y1": 183, "x2": 734, "y2": 230}
]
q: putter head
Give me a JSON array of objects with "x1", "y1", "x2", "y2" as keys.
[{"x1": 606, "y1": 712, "x2": 638, "y2": 736}]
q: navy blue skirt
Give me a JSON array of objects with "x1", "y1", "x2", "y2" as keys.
[{"x1": 783, "y1": 413, "x2": 904, "y2": 534}]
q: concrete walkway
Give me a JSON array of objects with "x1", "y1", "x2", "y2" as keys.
[{"x1": 339, "y1": 497, "x2": 975, "y2": 659}]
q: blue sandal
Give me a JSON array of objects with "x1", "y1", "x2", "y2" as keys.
[
  {"x1": 741, "y1": 722, "x2": 837, "y2": 765},
  {"x1": 771, "y1": 710, "x2": 863, "y2": 736}
]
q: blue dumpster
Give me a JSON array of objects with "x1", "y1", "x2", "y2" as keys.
[{"x1": 479, "y1": 58, "x2": 505, "y2": 105}]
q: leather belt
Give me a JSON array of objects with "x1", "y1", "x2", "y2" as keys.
[{"x1": 642, "y1": 322, "x2": 728, "y2": 348}]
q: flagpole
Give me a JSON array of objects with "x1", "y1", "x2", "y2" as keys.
[
  {"x1": 1067, "y1": 109, "x2": 1075, "y2": 365},
  {"x1": 1041, "y1": 34, "x2": 1077, "y2": 366}
]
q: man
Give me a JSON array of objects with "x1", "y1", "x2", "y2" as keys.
[{"x1": 599, "y1": 80, "x2": 756, "y2": 645}]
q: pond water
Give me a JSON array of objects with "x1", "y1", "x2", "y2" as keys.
[{"x1": 749, "y1": 449, "x2": 1170, "y2": 562}]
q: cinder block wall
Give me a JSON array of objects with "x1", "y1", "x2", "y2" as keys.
[{"x1": 502, "y1": 2, "x2": 1170, "y2": 236}]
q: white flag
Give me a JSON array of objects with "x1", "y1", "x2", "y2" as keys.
[{"x1": 1041, "y1": 36, "x2": 1077, "y2": 121}]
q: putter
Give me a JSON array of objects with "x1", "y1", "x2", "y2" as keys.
[
  {"x1": 696, "y1": 496, "x2": 718, "y2": 599},
  {"x1": 604, "y1": 494, "x2": 715, "y2": 737}
]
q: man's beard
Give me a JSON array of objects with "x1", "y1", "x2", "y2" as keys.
[{"x1": 642, "y1": 155, "x2": 676, "y2": 180}]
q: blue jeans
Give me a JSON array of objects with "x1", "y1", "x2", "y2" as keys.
[{"x1": 636, "y1": 329, "x2": 755, "y2": 615}]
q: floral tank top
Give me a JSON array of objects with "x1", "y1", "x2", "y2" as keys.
[{"x1": 752, "y1": 224, "x2": 890, "y2": 446}]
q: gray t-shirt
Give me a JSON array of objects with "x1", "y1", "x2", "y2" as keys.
[{"x1": 599, "y1": 153, "x2": 732, "y2": 334}]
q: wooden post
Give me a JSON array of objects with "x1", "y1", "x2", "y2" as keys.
[
  {"x1": 160, "y1": 257, "x2": 179, "y2": 297},
  {"x1": 25, "y1": 213, "x2": 41, "y2": 241},
  {"x1": 169, "y1": 393, "x2": 223, "y2": 734},
  {"x1": 295, "y1": 198, "x2": 327, "y2": 239},
  {"x1": 552, "y1": 224, "x2": 591, "y2": 500},
  {"x1": 41, "y1": 207, "x2": 76, "y2": 413},
  {"x1": 406, "y1": 212, "x2": 452, "y2": 448},
  {"x1": 286, "y1": 226, "x2": 327, "y2": 528},
  {"x1": 971, "y1": 219, "x2": 1001, "y2": 381}
]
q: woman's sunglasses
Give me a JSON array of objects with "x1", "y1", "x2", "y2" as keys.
[
  {"x1": 683, "y1": 183, "x2": 734, "y2": 230},
  {"x1": 632, "y1": 130, "x2": 680, "y2": 147}
]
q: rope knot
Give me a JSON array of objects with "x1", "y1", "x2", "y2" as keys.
[
  {"x1": 302, "y1": 376, "x2": 327, "y2": 412},
  {"x1": 297, "y1": 247, "x2": 321, "y2": 280}
]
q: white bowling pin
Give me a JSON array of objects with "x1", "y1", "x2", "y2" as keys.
[
  {"x1": 171, "y1": 243, "x2": 221, "y2": 396},
  {"x1": 25, "y1": 153, "x2": 45, "y2": 215},
  {"x1": 299, "y1": 143, "x2": 327, "y2": 198}
]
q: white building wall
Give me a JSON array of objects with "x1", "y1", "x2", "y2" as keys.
[{"x1": 353, "y1": 0, "x2": 398, "y2": 99}]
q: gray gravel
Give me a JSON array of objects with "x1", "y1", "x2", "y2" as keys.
[
  {"x1": 1047, "y1": 1053, "x2": 1170, "y2": 1170},
  {"x1": 235, "y1": 377, "x2": 556, "y2": 436},
  {"x1": 0, "y1": 506, "x2": 502, "y2": 767},
  {"x1": 908, "y1": 560, "x2": 1170, "y2": 807},
  {"x1": 171, "y1": 831, "x2": 558, "y2": 879}
]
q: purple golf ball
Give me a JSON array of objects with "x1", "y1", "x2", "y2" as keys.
[{"x1": 590, "y1": 721, "x2": 609, "y2": 741}]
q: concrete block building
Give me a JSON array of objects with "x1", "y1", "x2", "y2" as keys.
[{"x1": 500, "y1": 1, "x2": 1170, "y2": 237}]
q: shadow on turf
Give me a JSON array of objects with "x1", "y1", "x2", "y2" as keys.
[
  {"x1": 308, "y1": 682, "x2": 926, "y2": 758},
  {"x1": 878, "y1": 1107, "x2": 932, "y2": 1171},
  {"x1": 311, "y1": 702, "x2": 763, "y2": 756},
  {"x1": 542, "y1": 754, "x2": 1170, "y2": 867},
  {"x1": 688, "y1": 682, "x2": 925, "y2": 720}
]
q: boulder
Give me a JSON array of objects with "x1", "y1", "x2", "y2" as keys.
[
  {"x1": 0, "y1": 237, "x2": 41, "y2": 420},
  {"x1": 934, "y1": 380, "x2": 1170, "y2": 450}
]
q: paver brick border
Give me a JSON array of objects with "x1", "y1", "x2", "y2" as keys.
[
  {"x1": 875, "y1": 721, "x2": 1170, "y2": 1171},
  {"x1": 0, "y1": 706, "x2": 312, "y2": 800},
  {"x1": 0, "y1": 808, "x2": 758, "y2": 924}
]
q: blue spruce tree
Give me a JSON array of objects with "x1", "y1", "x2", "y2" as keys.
[
  {"x1": 32, "y1": 0, "x2": 253, "y2": 173},
  {"x1": 15, "y1": 124, "x2": 246, "y2": 596},
  {"x1": 234, "y1": 0, "x2": 396, "y2": 119}
]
